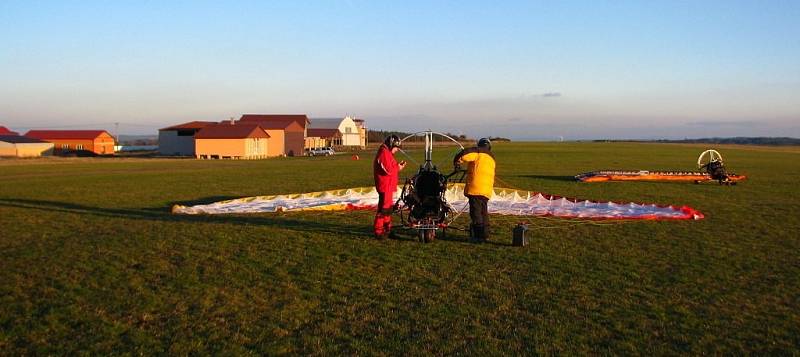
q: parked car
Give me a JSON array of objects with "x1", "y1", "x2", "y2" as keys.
[{"x1": 308, "y1": 147, "x2": 336, "y2": 156}]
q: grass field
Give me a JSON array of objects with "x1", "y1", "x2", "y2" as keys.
[{"x1": 1, "y1": 142, "x2": 799, "y2": 354}]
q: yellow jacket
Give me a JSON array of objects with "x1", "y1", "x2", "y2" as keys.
[{"x1": 454, "y1": 147, "x2": 496, "y2": 198}]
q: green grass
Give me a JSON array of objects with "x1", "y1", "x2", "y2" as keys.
[{"x1": 1, "y1": 142, "x2": 799, "y2": 354}]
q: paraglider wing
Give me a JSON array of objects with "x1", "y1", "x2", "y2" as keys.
[{"x1": 172, "y1": 184, "x2": 703, "y2": 221}]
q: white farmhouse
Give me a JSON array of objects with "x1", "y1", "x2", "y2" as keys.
[{"x1": 308, "y1": 116, "x2": 365, "y2": 147}]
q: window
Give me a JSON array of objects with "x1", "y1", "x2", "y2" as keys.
[
  {"x1": 76, "y1": 144, "x2": 84, "y2": 150},
  {"x1": 345, "y1": 127, "x2": 352, "y2": 133},
  {"x1": 61, "y1": 144, "x2": 69, "y2": 150}
]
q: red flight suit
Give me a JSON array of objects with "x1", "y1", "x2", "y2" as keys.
[{"x1": 373, "y1": 144, "x2": 399, "y2": 236}]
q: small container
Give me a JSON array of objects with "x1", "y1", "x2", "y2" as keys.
[{"x1": 512, "y1": 223, "x2": 528, "y2": 247}]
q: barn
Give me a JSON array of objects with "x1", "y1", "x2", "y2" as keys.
[{"x1": 0, "y1": 135, "x2": 55, "y2": 157}]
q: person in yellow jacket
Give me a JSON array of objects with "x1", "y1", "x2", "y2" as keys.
[{"x1": 453, "y1": 138, "x2": 496, "y2": 242}]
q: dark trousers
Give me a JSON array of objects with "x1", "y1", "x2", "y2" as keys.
[{"x1": 467, "y1": 194, "x2": 489, "y2": 230}]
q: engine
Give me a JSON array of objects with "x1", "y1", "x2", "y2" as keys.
[
  {"x1": 703, "y1": 160, "x2": 729, "y2": 183},
  {"x1": 402, "y1": 167, "x2": 451, "y2": 224}
]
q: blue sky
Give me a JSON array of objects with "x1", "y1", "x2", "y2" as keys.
[{"x1": 1, "y1": 0, "x2": 798, "y2": 139}]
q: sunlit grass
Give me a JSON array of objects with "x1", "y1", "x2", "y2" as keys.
[{"x1": 1, "y1": 142, "x2": 798, "y2": 354}]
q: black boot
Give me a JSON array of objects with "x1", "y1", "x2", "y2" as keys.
[
  {"x1": 470, "y1": 224, "x2": 485, "y2": 243},
  {"x1": 385, "y1": 223, "x2": 399, "y2": 239}
]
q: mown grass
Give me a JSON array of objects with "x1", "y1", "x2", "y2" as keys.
[{"x1": 1, "y1": 142, "x2": 798, "y2": 354}]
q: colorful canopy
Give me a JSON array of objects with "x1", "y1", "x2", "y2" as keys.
[
  {"x1": 172, "y1": 184, "x2": 703, "y2": 220},
  {"x1": 575, "y1": 170, "x2": 747, "y2": 183}
]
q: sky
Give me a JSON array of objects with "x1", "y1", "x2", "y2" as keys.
[{"x1": 1, "y1": 0, "x2": 798, "y2": 140}]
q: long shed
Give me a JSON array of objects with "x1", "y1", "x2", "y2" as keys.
[
  {"x1": 0, "y1": 135, "x2": 54, "y2": 157},
  {"x1": 158, "y1": 121, "x2": 216, "y2": 156},
  {"x1": 25, "y1": 130, "x2": 115, "y2": 155}
]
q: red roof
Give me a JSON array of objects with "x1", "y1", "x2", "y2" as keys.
[
  {"x1": 307, "y1": 128, "x2": 342, "y2": 138},
  {"x1": 160, "y1": 121, "x2": 217, "y2": 131},
  {"x1": 25, "y1": 130, "x2": 112, "y2": 140},
  {"x1": 240, "y1": 114, "x2": 309, "y2": 129},
  {"x1": 0, "y1": 126, "x2": 19, "y2": 135},
  {"x1": 194, "y1": 123, "x2": 270, "y2": 139}
]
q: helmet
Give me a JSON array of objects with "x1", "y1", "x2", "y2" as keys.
[
  {"x1": 477, "y1": 137, "x2": 491, "y2": 150},
  {"x1": 384, "y1": 135, "x2": 401, "y2": 149}
]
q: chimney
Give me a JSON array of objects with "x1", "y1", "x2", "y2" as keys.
[{"x1": 229, "y1": 117, "x2": 235, "y2": 125}]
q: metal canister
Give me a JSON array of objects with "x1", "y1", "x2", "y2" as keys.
[{"x1": 512, "y1": 223, "x2": 528, "y2": 247}]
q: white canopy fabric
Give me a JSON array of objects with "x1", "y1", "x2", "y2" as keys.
[{"x1": 172, "y1": 184, "x2": 703, "y2": 220}]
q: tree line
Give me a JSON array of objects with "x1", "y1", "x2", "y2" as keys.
[
  {"x1": 591, "y1": 137, "x2": 800, "y2": 146},
  {"x1": 656, "y1": 137, "x2": 800, "y2": 146}
]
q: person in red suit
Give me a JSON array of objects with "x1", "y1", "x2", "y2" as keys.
[{"x1": 373, "y1": 135, "x2": 406, "y2": 239}]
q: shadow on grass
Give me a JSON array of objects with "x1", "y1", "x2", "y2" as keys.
[
  {"x1": 0, "y1": 198, "x2": 374, "y2": 238},
  {"x1": 0, "y1": 198, "x2": 498, "y2": 245},
  {"x1": 170, "y1": 196, "x2": 244, "y2": 207},
  {"x1": 521, "y1": 174, "x2": 729, "y2": 187},
  {"x1": 392, "y1": 226, "x2": 508, "y2": 246}
]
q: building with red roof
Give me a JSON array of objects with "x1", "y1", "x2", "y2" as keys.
[
  {"x1": 25, "y1": 130, "x2": 115, "y2": 155},
  {"x1": 239, "y1": 114, "x2": 309, "y2": 156},
  {"x1": 158, "y1": 121, "x2": 217, "y2": 156},
  {"x1": 0, "y1": 126, "x2": 19, "y2": 136},
  {"x1": 194, "y1": 122, "x2": 271, "y2": 159},
  {"x1": 239, "y1": 114, "x2": 309, "y2": 128}
]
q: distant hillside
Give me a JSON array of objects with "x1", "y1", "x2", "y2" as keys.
[
  {"x1": 594, "y1": 137, "x2": 800, "y2": 146},
  {"x1": 118, "y1": 135, "x2": 158, "y2": 146},
  {"x1": 657, "y1": 137, "x2": 800, "y2": 146}
]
